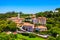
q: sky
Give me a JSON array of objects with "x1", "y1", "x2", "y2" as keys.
[{"x1": 0, "y1": 0, "x2": 60, "y2": 14}]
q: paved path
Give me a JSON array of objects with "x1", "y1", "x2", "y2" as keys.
[{"x1": 32, "y1": 33, "x2": 49, "y2": 38}]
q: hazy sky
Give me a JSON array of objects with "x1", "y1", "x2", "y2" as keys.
[{"x1": 0, "y1": 0, "x2": 60, "y2": 13}]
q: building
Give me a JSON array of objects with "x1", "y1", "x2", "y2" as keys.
[
  {"x1": 32, "y1": 18, "x2": 38, "y2": 24},
  {"x1": 7, "y1": 13, "x2": 24, "y2": 27},
  {"x1": 22, "y1": 22, "x2": 34, "y2": 32},
  {"x1": 8, "y1": 17, "x2": 24, "y2": 27},
  {"x1": 31, "y1": 14, "x2": 38, "y2": 24},
  {"x1": 7, "y1": 13, "x2": 47, "y2": 31},
  {"x1": 35, "y1": 26, "x2": 47, "y2": 31},
  {"x1": 38, "y1": 17, "x2": 46, "y2": 25}
]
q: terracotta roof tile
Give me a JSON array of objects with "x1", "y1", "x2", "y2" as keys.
[
  {"x1": 37, "y1": 26, "x2": 47, "y2": 28},
  {"x1": 23, "y1": 22, "x2": 34, "y2": 26}
]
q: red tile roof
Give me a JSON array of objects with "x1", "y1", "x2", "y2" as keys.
[{"x1": 37, "y1": 26, "x2": 47, "y2": 28}]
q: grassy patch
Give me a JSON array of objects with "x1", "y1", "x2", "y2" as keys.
[
  {"x1": 17, "y1": 34, "x2": 45, "y2": 40},
  {"x1": 0, "y1": 32, "x2": 45, "y2": 40}
]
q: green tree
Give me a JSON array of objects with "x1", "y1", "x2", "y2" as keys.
[
  {"x1": 46, "y1": 24, "x2": 52, "y2": 30},
  {"x1": 55, "y1": 8, "x2": 60, "y2": 12},
  {"x1": 8, "y1": 21, "x2": 17, "y2": 31},
  {"x1": 49, "y1": 27, "x2": 60, "y2": 37}
]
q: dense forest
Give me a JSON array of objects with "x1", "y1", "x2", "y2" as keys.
[{"x1": 0, "y1": 8, "x2": 60, "y2": 40}]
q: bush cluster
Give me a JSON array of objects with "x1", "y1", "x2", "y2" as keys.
[{"x1": 21, "y1": 33, "x2": 36, "y2": 38}]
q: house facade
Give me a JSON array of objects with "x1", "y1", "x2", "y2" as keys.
[
  {"x1": 38, "y1": 17, "x2": 46, "y2": 25},
  {"x1": 22, "y1": 22, "x2": 34, "y2": 32},
  {"x1": 36, "y1": 26, "x2": 47, "y2": 31}
]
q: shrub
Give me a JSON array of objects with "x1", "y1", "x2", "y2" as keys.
[
  {"x1": 48, "y1": 36, "x2": 56, "y2": 40},
  {"x1": 29, "y1": 33, "x2": 36, "y2": 38},
  {"x1": 56, "y1": 35, "x2": 60, "y2": 40},
  {"x1": 21, "y1": 33, "x2": 29, "y2": 36},
  {"x1": 21, "y1": 33, "x2": 36, "y2": 38},
  {"x1": 40, "y1": 31, "x2": 48, "y2": 35},
  {"x1": 20, "y1": 38, "x2": 27, "y2": 40}
]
